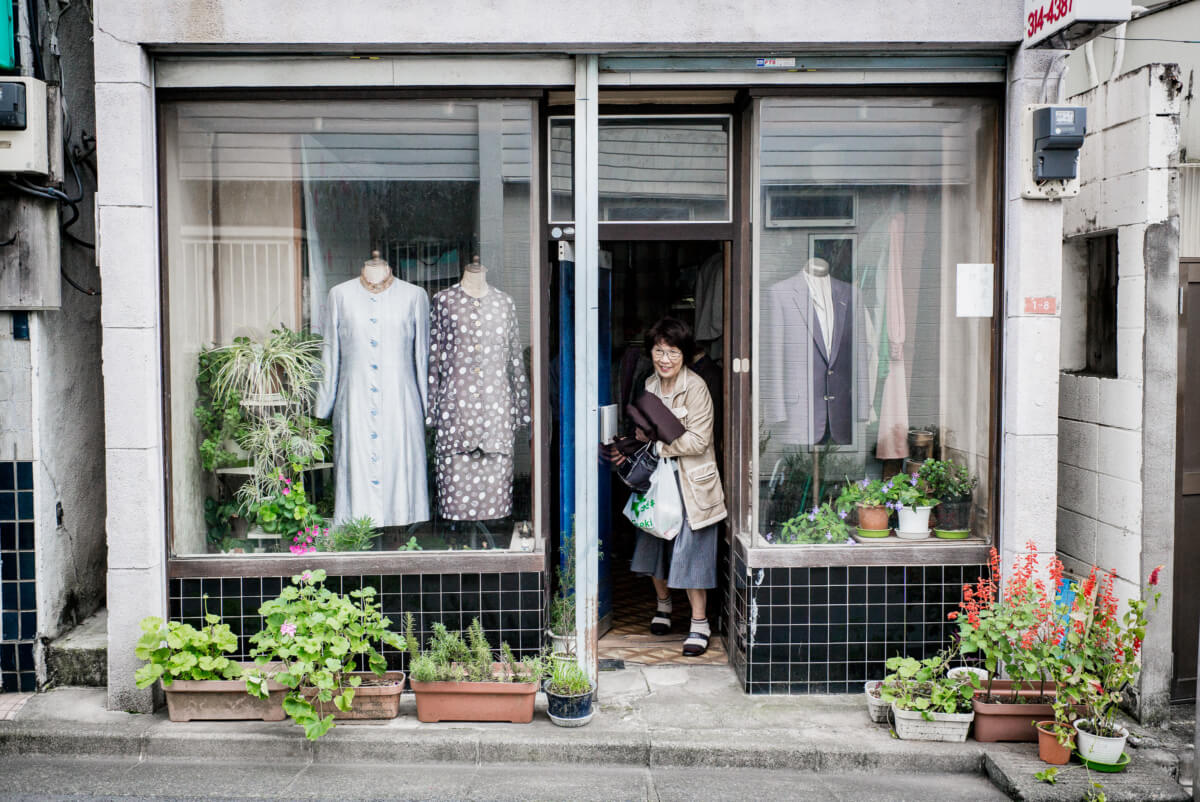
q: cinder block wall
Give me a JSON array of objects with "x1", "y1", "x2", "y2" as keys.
[{"x1": 1059, "y1": 63, "x2": 1181, "y2": 722}]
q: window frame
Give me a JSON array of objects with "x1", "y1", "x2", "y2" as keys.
[
  {"x1": 156, "y1": 88, "x2": 550, "y2": 575},
  {"x1": 741, "y1": 89, "x2": 1005, "y2": 567}
]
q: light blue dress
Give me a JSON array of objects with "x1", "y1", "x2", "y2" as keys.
[{"x1": 315, "y1": 276, "x2": 431, "y2": 526}]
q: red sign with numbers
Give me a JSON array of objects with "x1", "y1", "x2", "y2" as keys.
[{"x1": 1024, "y1": 296, "x2": 1057, "y2": 315}]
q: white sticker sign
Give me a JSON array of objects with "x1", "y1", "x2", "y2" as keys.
[{"x1": 956, "y1": 264, "x2": 994, "y2": 318}]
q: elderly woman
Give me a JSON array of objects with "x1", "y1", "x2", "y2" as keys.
[{"x1": 629, "y1": 317, "x2": 727, "y2": 656}]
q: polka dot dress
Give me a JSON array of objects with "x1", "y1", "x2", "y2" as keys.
[{"x1": 426, "y1": 284, "x2": 531, "y2": 521}]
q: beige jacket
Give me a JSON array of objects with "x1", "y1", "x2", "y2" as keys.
[{"x1": 646, "y1": 366, "x2": 728, "y2": 529}]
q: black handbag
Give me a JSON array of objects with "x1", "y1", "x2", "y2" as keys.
[{"x1": 615, "y1": 441, "x2": 658, "y2": 493}]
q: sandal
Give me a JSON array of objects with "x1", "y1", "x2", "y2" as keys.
[
  {"x1": 650, "y1": 610, "x2": 671, "y2": 636},
  {"x1": 682, "y1": 629, "x2": 709, "y2": 657}
]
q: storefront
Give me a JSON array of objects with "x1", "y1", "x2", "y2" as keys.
[{"x1": 95, "y1": 4, "x2": 1056, "y2": 711}]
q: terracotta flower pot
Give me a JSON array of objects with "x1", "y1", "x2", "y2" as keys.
[
  {"x1": 162, "y1": 665, "x2": 287, "y2": 723},
  {"x1": 856, "y1": 503, "x2": 889, "y2": 531},
  {"x1": 1036, "y1": 721, "x2": 1075, "y2": 765},
  {"x1": 972, "y1": 696, "x2": 1054, "y2": 742},
  {"x1": 410, "y1": 678, "x2": 539, "y2": 723},
  {"x1": 300, "y1": 671, "x2": 406, "y2": 720}
]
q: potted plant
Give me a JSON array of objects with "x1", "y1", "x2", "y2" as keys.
[
  {"x1": 953, "y1": 544, "x2": 1063, "y2": 742},
  {"x1": 836, "y1": 478, "x2": 890, "y2": 535},
  {"x1": 302, "y1": 516, "x2": 381, "y2": 553},
  {"x1": 406, "y1": 614, "x2": 546, "y2": 723},
  {"x1": 864, "y1": 677, "x2": 890, "y2": 723},
  {"x1": 880, "y1": 649, "x2": 977, "y2": 742},
  {"x1": 918, "y1": 459, "x2": 977, "y2": 537},
  {"x1": 247, "y1": 569, "x2": 406, "y2": 739},
  {"x1": 134, "y1": 605, "x2": 286, "y2": 722},
  {"x1": 547, "y1": 580, "x2": 575, "y2": 663},
  {"x1": 1067, "y1": 565, "x2": 1163, "y2": 767},
  {"x1": 768, "y1": 502, "x2": 852, "y2": 545},
  {"x1": 544, "y1": 659, "x2": 596, "y2": 727},
  {"x1": 244, "y1": 473, "x2": 326, "y2": 551},
  {"x1": 884, "y1": 473, "x2": 937, "y2": 539},
  {"x1": 209, "y1": 328, "x2": 323, "y2": 419}
]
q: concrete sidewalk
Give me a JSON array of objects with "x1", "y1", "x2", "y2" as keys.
[{"x1": 0, "y1": 665, "x2": 1190, "y2": 801}]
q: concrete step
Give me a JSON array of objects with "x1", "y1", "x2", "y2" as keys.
[{"x1": 44, "y1": 609, "x2": 107, "y2": 688}]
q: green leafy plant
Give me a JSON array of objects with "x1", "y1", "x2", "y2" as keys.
[
  {"x1": 405, "y1": 613, "x2": 545, "y2": 684},
  {"x1": 237, "y1": 414, "x2": 331, "y2": 507},
  {"x1": 133, "y1": 604, "x2": 245, "y2": 689},
  {"x1": 209, "y1": 328, "x2": 323, "y2": 419},
  {"x1": 204, "y1": 496, "x2": 241, "y2": 549},
  {"x1": 883, "y1": 473, "x2": 937, "y2": 510},
  {"x1": 546, "y1": 659, "x2": 592, "y2": 696},
  {"x1": 774, "y1": 502, "x2": 851, "y2": 545},
  {"x1": 247, "y1": 474, "x2": 325, "y2": 540},
  {"x1": 395, "y1": 536, "x2": 424, "y2": 551},
  {"x1": 918, "y1": 459, "x2": 977, "y2": 501},
  {"x1": 879, "y1": 647, "x2": 977, "y2": 720},
  {"x1": 247, "y1": 569, "x2": 404, "y2": 740},
  {"x1": 1033, "y1": 767, "x2": 1058, "y2": 785},
  {"x1": 312, "y1": 516, "x2": 380, "y2": 552},
  {"x1": 835, "y1": 478, "x2": 889, "y2": 510},
  {"x1": 194, "y1": 346, "x2": 252, "y2": 473}
]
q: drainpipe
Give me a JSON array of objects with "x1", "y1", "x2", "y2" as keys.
[{"x1": 15, "y1": 0, "x2": 31, "y2": 76}]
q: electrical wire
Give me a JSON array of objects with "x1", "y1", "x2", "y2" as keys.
[{"x1": 1099, "y1": 34, "x2": 1200, "y2": 43}]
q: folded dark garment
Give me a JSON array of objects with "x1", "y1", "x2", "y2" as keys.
[
  {"x1": 625, "y1": 391, "x2": 686, "y2": 444},
  {"x1": 611, "y1": 435, "x2": 644, "y2": 457}
]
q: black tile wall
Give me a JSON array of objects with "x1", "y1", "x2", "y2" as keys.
[
  {"x1": 732, "y1": 553, "x2": 985, "y2": 695},
  {"x1": 1, "y1": 461, "x2": 37, "y2": 693},
  {"x1": 169, "y1": 570, "x2": 544, "y2": 671}
]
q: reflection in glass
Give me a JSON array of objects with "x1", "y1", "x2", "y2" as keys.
[
  {"x1": 756, "y1": 98, "x2": 998, "y2": 546},
  {"x1": 549, "y1": 116, "x2": 730, "y2": 223},
  {"x1": 162, "y1": 100, "x2": 536, "y2": 556}
]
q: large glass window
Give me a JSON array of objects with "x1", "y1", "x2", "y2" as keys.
[
  {"x1": 162, "y1": 99, "x2": 538, "y2": 556},
  {"x1": 754, "y1": 97, "x2": 998, "y2": 546},
  {"x1": 549, "y1": 116, "x2": 731, "y2": 223}
]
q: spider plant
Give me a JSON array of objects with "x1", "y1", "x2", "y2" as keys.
[
  {"x1": 236, "y1": 414, "x2": 331, "y2": 506},
  {"x1": 210, "y1": 328, "x2": 323, "y2": 419}
]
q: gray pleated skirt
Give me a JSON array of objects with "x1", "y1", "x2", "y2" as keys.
[{"x1": 629, "y1": 469, "x2": 718, "y2": 590}]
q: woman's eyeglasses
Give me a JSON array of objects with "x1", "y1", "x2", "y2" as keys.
[{"x1": 651, "y1": 347, "x2": 683, "y2": 363}]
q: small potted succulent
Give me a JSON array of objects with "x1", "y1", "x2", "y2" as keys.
[
  {"x1": 543, "y1": 659, "x2": 596, "y2": 727},
  {"x1": 883, "y1": 473, "x2": 937, "y2": 539},
  {"x1": 406, "y1": 614, "x2": 547, "y2": 723},
  {"x1": 836, "y1": 478, "x2": 890, "y2": 535},
  {"x1": 134, "y1": 604, "x2": 286, "y2": 722},
  {"x1": 918, "y1": 459, "x2": 977, "y2": 537},
  {"x1": 771, "y1": 502, "x2": 851, "y2": 545},
  {"x1": 880, "y1": 648, "x2": 977, "y2": 742},
  {"x1": 248, "y1": 569, "x2": 406, "y2": 739}
]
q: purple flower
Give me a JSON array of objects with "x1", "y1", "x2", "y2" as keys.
[
  {"x1": 280, "y1": 622, "x2": 297, "y2": 637},
  {"x1": 825, "y1": 531, "x2": 832, "y2": 540},
  {"x1": 838, "y1": 510, "x2": 848, "y2": 520},
  {"x1": 909, "y1": 474, "x2": 918, "y2": 487},
  {"x1": 859, "y1": 479, "x2": 869, "y2": 489},
  {"x1": 808, "y1": 511, "x2": 816, "y2": 522}
]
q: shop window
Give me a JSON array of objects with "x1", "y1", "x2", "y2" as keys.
[
  {"x1": 548, "y1": 115, "x2": 731, "y2": 224},
  {"x1": 754, "y1": 97, "x2": 998, "y2": 547},
  {"x1": 160, "y1": 99, "x2": 539, "y2": 556}
]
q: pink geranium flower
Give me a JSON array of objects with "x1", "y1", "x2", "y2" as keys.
[{"x1": 280, "y1": 622, "x2": 297, "y2": 637}]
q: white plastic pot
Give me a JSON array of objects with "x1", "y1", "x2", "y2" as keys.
[
  {"x1": 1074, "y1": 719, "x2": 1129, "y2": 765},
  {"x1": 864, "y1": 680, "x2": 889, "y2": 724},
  {"x1": 895, "y1": 505, "x2": 934, "y2": 536},
  {"x1": 891, "y1": 705, "x2": 974, "y2": 742}
]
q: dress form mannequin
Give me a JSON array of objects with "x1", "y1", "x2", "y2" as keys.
[
  {"x1": 461, "y1": 255, "x2": 489, "y2": 298},
  {"x1": 802, "y1": 257, "x2": 835, "y2": 356},
  {"x1": 359, "y1": 250, "x2": 395, "y2": 293}
]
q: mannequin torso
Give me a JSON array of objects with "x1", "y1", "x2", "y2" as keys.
[
  {"x1": 461, "y1": 255, "x2": 490, "y2": 298},
  {"x1": 359, "y1": 249, "x2": 395, "y2": 293}
]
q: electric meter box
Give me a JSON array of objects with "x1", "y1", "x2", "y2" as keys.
[{"x1": 0, "y1": 78, "x2": 48, "y2": 175}]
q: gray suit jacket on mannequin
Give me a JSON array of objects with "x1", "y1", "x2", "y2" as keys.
[{"x1": 762, "y1": 272, "x2": 868, "y2": 445}]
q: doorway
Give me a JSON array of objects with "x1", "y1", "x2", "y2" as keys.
[
  {"x1": 593, "y1": 240, "x2": 730, "y2": 666},
  {"x1": 1174, "y1": 258, "x2": 1200, "y2": 701}
]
